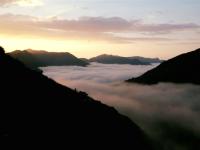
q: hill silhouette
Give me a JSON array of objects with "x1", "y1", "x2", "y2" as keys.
[
  {"x1": 89, "y1": 54, "x2": 151, "y2": 65},
  {"x1": 127, "y1": 48, "x2": 200, "y2": 84},
  {"x1": 128, "y1": 56, "x2": 163, "y2": 64},
  {"x1": 0, "y1": 46, "x2": 152, "y2": 149},
  {"x1": 83, "y1": 56, "x2": 162, "y2": 64},
  {"x1": 8, "y1": 49, "x2": 89, "y2": 70}
]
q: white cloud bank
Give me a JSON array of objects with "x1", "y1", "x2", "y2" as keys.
[{"x1": 41, "y1": 63, "x2": 200, "y2": 149}]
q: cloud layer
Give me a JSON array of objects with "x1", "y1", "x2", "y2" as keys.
[
  {"x1": 41, "y1": 16, "x2": 199, "y2": 33},
  {"x1": 41, "y1": 63, "x2": 200, "y2": 150},
  {"x1": 0, "y1": 13, "x2": 199, "y2": 43},
  {"x1": 0, "y1": 0, "x2": 18, "y2": 6},
  {"x1": 0, "y1": 0, "x2": 42, "y2": 6}
]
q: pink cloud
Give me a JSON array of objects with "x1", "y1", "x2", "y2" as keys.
[
  {"x1": 0, "y1": 0, "x2": 42, "y2": 6},
  {"x1": 0, "y1": 0, "x2": 17, "y2": 6},
  {"x1": 0, "y1": 13, "x2": 199, "y2": 43}
]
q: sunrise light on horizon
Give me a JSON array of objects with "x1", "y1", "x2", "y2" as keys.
[{"x1": 0, "y1": 0, "x2": 199, "y2": 59}]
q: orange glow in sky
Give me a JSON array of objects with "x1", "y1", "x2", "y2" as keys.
[{"x1": 0, "y1": 0, "x2": 199, "y2": 59}]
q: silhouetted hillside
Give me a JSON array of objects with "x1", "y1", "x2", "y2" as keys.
[
  {"x1": 89, "y1": 54, "x2": 150, "y2": 65},
  {"x1": 8, "y1": 49, "x2": 89, "y2": 70},
  {"x1": 80, "y1": 58, "x2": 90, "y2": 63},
  {"x1": 128, "y1": 56, "x2": 163, "y2": 64},
  {"x1": 0, "y1": 46, "x2": 152, "y2": 149},
  {"x1": 127, "y1": 48, "x2": 200, "y2": 84}
]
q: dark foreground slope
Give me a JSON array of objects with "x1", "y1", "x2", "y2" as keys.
[
  {"x1": 0, "y1": 47, "x2": 151, "y2": 149},
  {"x1": 127, "y1": 48, "x2": 200, "y2": 84},
  {"x1": 9, "y1": 49, "x2": 89, "y2": 69}
]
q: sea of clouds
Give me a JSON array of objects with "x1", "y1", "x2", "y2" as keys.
[{"x1": 41, "y1": 63, "x2": 200, "y2": 150}]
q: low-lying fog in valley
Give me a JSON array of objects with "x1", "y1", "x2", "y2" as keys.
[{"x1": 41, "y1": 63, "x2": 200, "y2": 149}]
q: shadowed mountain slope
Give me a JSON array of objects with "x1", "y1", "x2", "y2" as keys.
[
  {"x1": 8, "y1": 49, "x2": 89, "y2": 70},
  {"x1": 127, "y1": 48, "x2": 200, "y2": 84},
  {"x1": 0, "y1": 46, "x2": 152, "y2": 149}
]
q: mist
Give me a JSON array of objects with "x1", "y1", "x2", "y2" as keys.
[{"x1": 41, "y1": 63, "x2": 200, "y2": 150}]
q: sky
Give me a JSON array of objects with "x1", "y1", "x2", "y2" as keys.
[{"x1": 0, "y1": 0, "x2": 200, "y2": 59}]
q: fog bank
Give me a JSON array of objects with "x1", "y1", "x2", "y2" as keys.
[{"x1": 41, "y1": 63, "x2": 200, "y2": 150}]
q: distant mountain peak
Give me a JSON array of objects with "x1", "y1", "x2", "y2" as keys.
[
  {"x1": 25, "y1": 49, "x2": 47, "y2": 54},
  {"x1": 99, "y1": 54, "x2": 117, "y2": 57},
  {"x1": 8, "y1": 49, "x2": 89, "y2": 69},
  {"x1": 89, "y1": 54, "x2": 152, "y2": 65}
]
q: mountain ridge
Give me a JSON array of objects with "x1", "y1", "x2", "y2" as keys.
[
  {"x1": 89, "y1": 54, "x2": 154, "y2": 65},
  {"x1": 9, "y1": 49, "x2": 163, "y2": 68},
  {"x1": 127, "y1": 48, "x2": 200, "y2": 85},
  {"x1": 8, "y1": 49, "x2": 89, "y2": 70}
]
